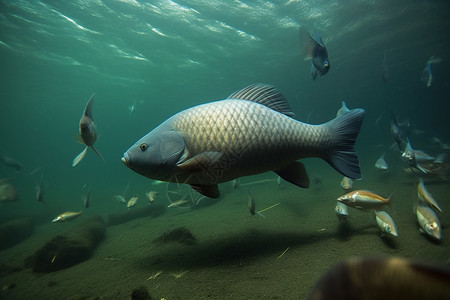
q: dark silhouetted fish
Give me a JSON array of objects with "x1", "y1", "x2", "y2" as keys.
[
  {"x1": 300, "y1": 27, "x2": 330, "y2": 80},
  {"x1": 72, "y1": 94, "x2": 104, "y2": 167},
  {"x1": 122, "y1": 84, "x2": 365, "y2": 198},
  {"x1": 84, "y1": 188, "x2": 91, "y2": 208},
  {"x1": 247, "y1": 190, "x2": 256, "y2": 216},
  {"x1": 308, "y1": 256, "x2": 450, "y2": 300},
  {"x1": 1, "y1": 155, "x2": 23, "y2": 171},
  {"x1": 36, "y1": 174, "x2": 45, "y2": 203}
]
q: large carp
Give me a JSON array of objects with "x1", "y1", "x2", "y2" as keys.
[{"x1": 122, "y1": 84, "x2": 365, "y2": 198}]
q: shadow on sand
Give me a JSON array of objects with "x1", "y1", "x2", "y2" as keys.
[{"x1": 133, "y1": 223, "x2": 392, "y2": 272}]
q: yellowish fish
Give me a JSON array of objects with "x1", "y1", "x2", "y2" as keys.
[
  {"x1": 337, "y1": 190, "x2": 391, "y2": 210},
  {"x1": 52, "y1": 211, "x2": 82, "y2": 223},
  {"x1": 127, "y1": 196, "x2": 138, "y2": 208},
  {"x1": 340, "y1": 176, "x2": 353, "y2": 190},
  {"x1": 168, "y1": 198, "x2": 191, "y2": 208},
  {"x1": 146, "y1": 191, "x2": 158, "y2": 203},
  {"x1": 417, "y1": 178, "x2": 442, "y2": 212},
  {"x1": 374, "y1": 211, "x2": 398, "y2": 237}
]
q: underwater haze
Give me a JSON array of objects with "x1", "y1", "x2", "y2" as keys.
[{"x1": 1, "y1": 0, "x2": 450, "y2": 299}]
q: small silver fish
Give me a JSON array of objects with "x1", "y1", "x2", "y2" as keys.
[
  {"x1": 375, "y1": 153, "x2": 388, "y2": 171},
  {"x1": 126, "y1": 196, "x2": 138, "y2": 208},
  {"x1": 391, "y1": 113, "x2": 405, "y2": 151},
  {"x1": 146, "y1": 191, "x2": 158, "y2": 203},
  {"x1": 374, "y1": 211, "x2": 398, "y2": 237},
  {"x1": 128, "y1": 99, "x2": 137, "y2": 114},
  {"x1": 416, "y1": 201, "x2": 441, "y2": 241},
  {"x1": 402, "y1": 138, "x2": 427, "y2": 173},
  {"x1": 84, "y1": 189, "x2": 91, "y2": 208},
  {"x1": 231, "y1": 178, "x2": 240, "y2": 189},
  {"x1": 340, "y1": 177, "x2": 353, "y2": 190},
  {"x1": 247, "y1": 191, "x2": 256, "y2": 216},
  {"x1": 72, "y1": 94, "x2": 104, "y2": 167},
  {"x1": 335, "y1": 202, "x2": 348, "y2": 220},
  {"x1": 168, "y1": 198, "x2": 191, "y2": 208},
  {"x1": 417, "y1": 178, "x2": 442, "y2": 212},
  {"x1": 247, "y1": 190, "x2": 265, "y2": 218},
  {"x1": 36, "y1": 175, "x2": 45, "y2": 203},
  {"x1": 52, "y1": 211, "x2": 82, "y2": 223},
  {"x1": 113, "y1": 194, "x2": 126, "y2": 204}
]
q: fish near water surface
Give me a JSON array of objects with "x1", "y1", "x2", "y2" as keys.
[
  {"x1": 300, "y1": 28, "x2": 330, "y2": 80},
  {"x1": 122, "y1": 84, "x2": 365, "y2": 198},
  {"x1": 72, "y1": 94, "x2": 104, "y2": 167}
]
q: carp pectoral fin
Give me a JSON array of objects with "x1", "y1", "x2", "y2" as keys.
[
  {"x1": 176, "y1": 151, "x2": 223, "y2": 172},
  {"x1": 190, "y1": 184, "x2": 220, "y2": 199},
  {"x1": 275, "y1": 161, "x2": 309, "y2": 188},
  {"x1": 72, "y1": 147, "x2": 88, "y2": 167}
]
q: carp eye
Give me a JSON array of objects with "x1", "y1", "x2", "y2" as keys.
[
  {"x1": 140, "y1": 143, "x2": 148, "y2": 151},
  {"x1": 324, "y1": 61, "x2": 329, "y2": 67}
]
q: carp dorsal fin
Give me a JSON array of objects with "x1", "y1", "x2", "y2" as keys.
[{"x1": 227, "y1": 84, "x2": 295, "y2": 117}]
